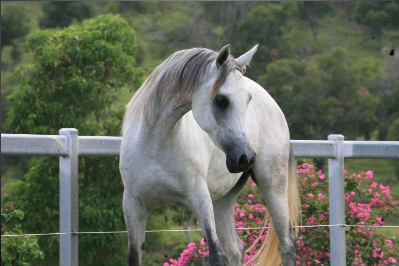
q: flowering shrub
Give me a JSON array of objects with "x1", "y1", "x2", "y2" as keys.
[
  {"x1": 164, "y1": 163, "x2": 398, "y2": 265},
  {"x1": 1, "y1": 190, "x2": 44, "y2": 265}
]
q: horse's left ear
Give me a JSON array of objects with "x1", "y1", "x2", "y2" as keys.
[
  {"x1": 216, "y1": 44, "x2": 231, "y2": 69},
  {"x1": 236, "y1": 44, "x2": 259, "y2": 67}
]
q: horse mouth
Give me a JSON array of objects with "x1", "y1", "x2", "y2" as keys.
[{"x1": 226, "y1": 160, "x2": 255, "y2": 173}]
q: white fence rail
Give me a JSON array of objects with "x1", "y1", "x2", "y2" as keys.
[{"x1": 1, "y1": 129, "x2": 399, "y2": 266}]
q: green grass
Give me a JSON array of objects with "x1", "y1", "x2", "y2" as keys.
[{"x1": 371, "y1": 227, "x2": 399, "y2": 239}]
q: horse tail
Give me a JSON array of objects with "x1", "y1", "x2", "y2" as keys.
[{"x1": 245, "y1": 144, "x2": 300, "y2": 266}]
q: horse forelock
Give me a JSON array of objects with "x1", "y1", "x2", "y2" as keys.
[{"x1": 122, "y1": 48, "x2": 243, "y2": 134}]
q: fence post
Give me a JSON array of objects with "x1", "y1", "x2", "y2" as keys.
[
  {"x1": 328, "y1": 134, "x2": 346, "y2": 266},
  {"x1": 59, "y1": 128, "x2": 79, "y2": 266}
]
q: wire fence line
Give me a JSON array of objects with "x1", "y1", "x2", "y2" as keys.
[{"x1": 2, "y1": 224, "x2": 398, "y2": 238}]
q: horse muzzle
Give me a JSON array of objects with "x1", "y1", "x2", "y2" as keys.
[{"x1": 226, "y1": 149, "x2": 256, "y2": 173}]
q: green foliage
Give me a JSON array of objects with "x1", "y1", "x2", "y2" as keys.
[
  {"x1": 1, "y1": 3, "x2": 30, "y2": 48},
  {"x1": 6, "y1": 14, "x2": 142, "y2": 135},
  {"x1": 387, "y1": 119, "x2": 399, "y2": 179},
  {"x1": 1, "y1": 191, "x2": 44, "y2": 265},
  {"x1": 259, "y1": 47, "x2": 380, "y2": 140},
  {"x1": 1, "y1": 2, "x2": 30, "y2": 61},
  {"x1": 39, "y1": 1, "x2": 93, "y2": 29},
  {"x1": 387, "y1": 119, "x2": 399, "y2": 142},
  {"x1": 297, "y1": 1, "x2": 333, "y2": 42},
  {"x1": 377, "y1": 83, "x2": 399, "y2": 141},
  {"x1": 354, "y1": 2, "x2": 399, "y2": 34},
  {"x1": 2, "y1": 14, "x2": 142, "y2": 265},
  {"x1": 235, "y1": 3, "x2": 295, "y2": 79},
  {"x1": 354, "y1": 2, "x2": 399, "y2": 51}
]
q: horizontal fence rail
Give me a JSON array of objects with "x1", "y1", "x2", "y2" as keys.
[
  {"x1": 1, "y1": 130, "x2": 399, "y2": 266},
  {"x1": 1, "y1": 134, "x2": 68, "y2": 156},
  {"x1": 3, "y1": 134, "x2": 398, "y2": 159}
]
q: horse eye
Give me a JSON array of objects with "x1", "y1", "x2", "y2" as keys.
[{"x1": 214, "y1": 95, "x2": 229, "y2": 108}]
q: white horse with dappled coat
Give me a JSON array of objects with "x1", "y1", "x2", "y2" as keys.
[{"x1": 120, "y1": 44, "x2": 300, "y2": 266}]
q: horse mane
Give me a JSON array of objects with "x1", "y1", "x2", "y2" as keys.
[{"x1": 122, "y1": 48, "x2": 243, "y2": 134}]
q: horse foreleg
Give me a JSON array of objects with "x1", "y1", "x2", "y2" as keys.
[
  {"x1": 186, "y1": 183, "x2": 229, "y2": 266},
  {"x1": 252, "y1": 161, "x2": 296, "y2": 266},
  {"x1": 213, "y1": 173, "x2": 249, "y2": 265},
  {"x1": 123, "y1": 190, "x2": 149, "y2": 266}
]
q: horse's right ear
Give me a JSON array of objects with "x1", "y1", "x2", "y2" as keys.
[
  {"x1": 236, "y1": 44, "x2": 258, "y2": 68},
  {"x1": 216, "y1": 44, "x2": 231, "y2": 69}
]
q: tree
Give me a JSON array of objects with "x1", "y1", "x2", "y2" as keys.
[
  {"x1": 235, "y1": 2, "x2": 297, "y2": 80},
  {"x1": 297, "y1": 2, "x2": 333, "y2": 43},
  {"x1": 1, "y1": 3, "x2": 30, "y2": 60},
  {"x1": 354, "y1": 2, "x2": 399, "y2": 50},
  {"x1": 1, "y1": 3, "x2": 30, "y2": 49},
  {"x1": 260, "y1": 47, "x2": 380, "y2": 140},
  {"x1": 39, "y1": 1, "x2": 93, "y2": 29},
  {"x1": 3, "y1": 14, "x2": 142, "y2": 265},
  {"x1": 258, "y1": 47, "x2": 380, "y2": 170},
  {"x1": 201, "y1": 2, "x2": 254, "y2": 45}
]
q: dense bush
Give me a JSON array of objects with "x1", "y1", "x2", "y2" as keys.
[
  {"x1": 1, "y1": 190, "x2": 44, "y2": 265},
  {"x1": 2, "y1": 14, "x2": 142, "y2": 265},
  {"x1": 164, "y1": 163, "x2": 398, "y2": 265}
]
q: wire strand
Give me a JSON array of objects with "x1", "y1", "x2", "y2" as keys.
[{"x1": 2, "y1": 224, "x2": 398, "y2": 238}]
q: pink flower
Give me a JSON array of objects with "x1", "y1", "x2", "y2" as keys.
[
  {"x1": 365, "y1": 170, "x2": 373, "y2": 180},
  {"x1": 375, "y1": 216, "x2": 384, "y2": 224},
  {"x1": 325, "y1": 252, "x2": 330, "y2": 258},
  {"x1": 308, "y1": 193, "x2": 314, "y2": 198},
  {"x1": 370, "y1": 182, "x2": 378, "y2": 189},
  {"x1": 318, "y1": 174, "x2": 325, "y2": 180},
  {"x1": 311, "y1": 182, "x2": 319, "y2": 187},
  {"x1": 388, "y1": 257, "x2": 397, "y2": 263},
  {"x1": 307, "y1": 216, "x2": 316, "y2": 225},
  {"x1": 344, "y1": 170, "x2": 348, "y2": 174},
  {"x1": 317, "y1": 193, "x2": 326, "y2": 201},
  {"x1": 199, "y1": 238, "x2": 206, "y2": 247},
  {"x1": 10, "y1": 205, "x2": 14, "y2": 210},
  {"x1": 248, "y1": 194, "x2": 254, "y2": 200}
]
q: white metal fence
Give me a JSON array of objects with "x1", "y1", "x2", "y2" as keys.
[{"x1": 1, "y1": 128, "x2": 398, "y2": 266}]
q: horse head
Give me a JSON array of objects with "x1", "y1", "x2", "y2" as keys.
[{"x1": 192, "y1": 44, "x2": 259, "y2": 173}]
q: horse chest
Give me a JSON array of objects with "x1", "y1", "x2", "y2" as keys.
[{"x1": 206, "y1": 151, "x2": 243, "y2": 201}]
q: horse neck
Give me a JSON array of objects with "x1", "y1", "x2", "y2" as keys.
[{"x1": 140, "y1": 96, "x2": 192, "y2": 142}]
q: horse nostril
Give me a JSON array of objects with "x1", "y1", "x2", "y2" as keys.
[{"x1": 238, "y1": 154, "x2": 248, "y2": 168}]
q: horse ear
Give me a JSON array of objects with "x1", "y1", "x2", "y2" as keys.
[
  {"x1": 216, "y1": 44, "x2": 231, "y2": 69},
  {"x1": 236, "y1": 44, "x2": 259, "y2": 67}
]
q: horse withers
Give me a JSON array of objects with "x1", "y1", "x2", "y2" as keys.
[{"x1": 120, "y1": 44, "x2": 300, "y2": 266}]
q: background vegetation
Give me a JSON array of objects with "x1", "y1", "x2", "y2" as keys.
[{"x1": 1, "y1": 1, "x2": 398, "y2": 265}]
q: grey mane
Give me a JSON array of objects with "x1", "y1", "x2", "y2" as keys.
[{"x1": 122, "y1": 48, "x2": 243, "y2": 134}]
